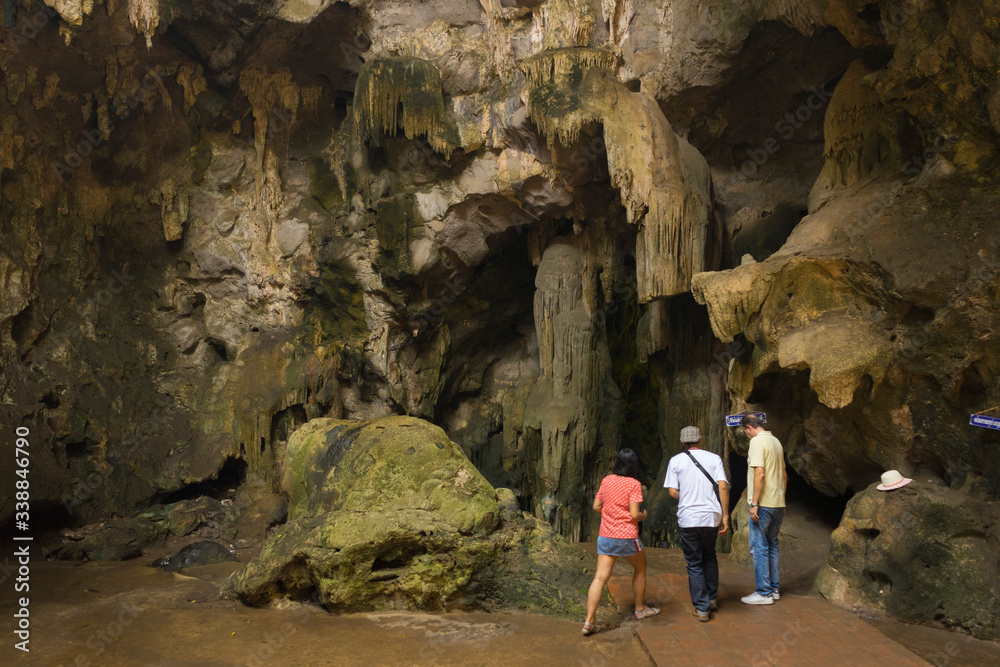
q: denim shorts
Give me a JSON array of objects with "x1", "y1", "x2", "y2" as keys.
[{"x1": 597, "y1": 535, "x2": 643, "y2": 557}]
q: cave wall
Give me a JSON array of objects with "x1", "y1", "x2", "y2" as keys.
[{"x1": 1, "y1": 3, "x2": 999, "y2": 636}]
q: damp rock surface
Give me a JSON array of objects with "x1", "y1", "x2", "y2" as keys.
[{"x1": 151, "y1": 540, "x2": 239, "y2": 572}]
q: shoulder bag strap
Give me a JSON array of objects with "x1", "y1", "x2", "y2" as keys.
[{"x1": 684, "y1": 450, "x2": 721, "y2": 508}]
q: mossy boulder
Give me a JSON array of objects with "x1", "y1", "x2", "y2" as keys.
[
  {"x1": 816, "y1": 481, "x2": 1000, "y2": 640},
  {"x1": 224, "y1": 416, "x2": 602, "y2": 618}
]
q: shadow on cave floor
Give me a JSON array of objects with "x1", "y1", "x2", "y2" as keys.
[{"x1": 0, "y1": 560, "x2": 651, "y2": 666}]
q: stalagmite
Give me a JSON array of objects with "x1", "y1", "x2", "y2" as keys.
[
  {"x1": 533, "y1": 244, "x2": 585, "y2": 377},
  {"x1": 519, "y1": 235, "x2": 621, "y2": 540}
]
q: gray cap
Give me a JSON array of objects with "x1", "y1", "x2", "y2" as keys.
[{"x1": 680, "y1": 426, "x2": 701, "y2": 443}]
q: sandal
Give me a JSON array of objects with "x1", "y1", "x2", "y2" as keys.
[
  {"x1": 634, "y1": 606, "x2": 661, "y2": 619},
  {"x1": 582, "y1": 621, "x2": 597, "y2": 636}
]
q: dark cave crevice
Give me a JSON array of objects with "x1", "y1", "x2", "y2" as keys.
[{"x1": 150, "y1": 456, "x2": 248, "y2": 506}]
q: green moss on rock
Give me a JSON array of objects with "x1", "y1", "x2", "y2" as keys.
[{"x1": 225, "y1": 416, "x2": 604, "y2": 618}]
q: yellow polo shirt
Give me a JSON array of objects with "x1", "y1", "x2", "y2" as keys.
[{"x1": 747, "y1": 431, "x2": 786, "y2": 508}]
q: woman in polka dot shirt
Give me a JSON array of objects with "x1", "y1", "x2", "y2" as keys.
[{"x1": 582, "y1": 448, "x2": 659, "y2": 635}]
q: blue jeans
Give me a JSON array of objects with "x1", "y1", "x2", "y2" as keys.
[
  {"x1": 596, "y1": 535, "x2": 642, "y2": 557},
  {"x1": 679, "y1": 526, "x2": 719, "y2": 613},
  {"x1": 748, "y1": 507, "x2": 782, "y2": 596}
]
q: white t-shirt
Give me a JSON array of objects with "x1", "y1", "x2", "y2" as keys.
[{"x1": 664, "y1": 448, "x2": 728, "y2": 528}]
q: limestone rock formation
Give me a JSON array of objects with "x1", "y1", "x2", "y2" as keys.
[
  {"x1": 2, "y1": 0, "x2": 999, "y2": 637},
  {"x1": 224, "y1": 416, "x2": 598, "y2": 616},
  {"x1": 817, "y1": 480, "x2": 1000, "y2": 641},
  {"x1": 694, "y1": 150, "x2": 1000, "y2": 501},
  {"x1": 507, "y1": 233, "x2": 623, "y2": 540}
]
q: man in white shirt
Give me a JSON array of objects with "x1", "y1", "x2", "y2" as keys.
[{"x1": 664, "y1": 426, "x2": 730, "y2": 622}]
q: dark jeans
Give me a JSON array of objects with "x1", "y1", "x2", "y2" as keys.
[{"x1": 679, "y1": 526, "x2": 719, "y2": 613}]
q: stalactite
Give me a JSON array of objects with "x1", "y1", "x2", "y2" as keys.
[
  {"x1": 157, "y1": 177, "x2": 188, "y2": 242},
  {"x1": 520, "y1": 47, "x2": 618, "y2": 89},
  {"x1": 44, "y1": 0, "x2": 94, "y2": 27},
  {"x1": 601, "y1": 0, "x2": 624, "y2": 42},
  {"x1": 175, "y1": 64, "x2": 207, "y2": 113},
  {"x1": 31, "y1": 73, "x2": 61, "y2": 110},
  {"x1": 0, "y1": 116, "x2": 22, "y2": 172},
  {"x1": 533, "y1": 0, "x2": 597, "y2": 50},
  {"x1": 353, "y1": 57, "x2": 455, "y2": 154},
  {"x1": 479, "y1": 0, "x2": 520, "y2": 82},
  {"x1": 5, "y1": 71, "x2": 25, "y2": 106},
  {"x1": 301, "y1": 86, "x2": 323, "y2": 116},
  {"x1": 0, "y1": 116, "x2": 24, "y2": 209},
  {"x1": 127, "y1": 0, "x2": 159, "y2": 48},
  {"x1": 519, "y1": 48, "x2": 617, "y2": 148},
  {"x1": 522, "y1": 48, "x2": 712, "y2": 300},
  {"x1": 239, "y1": 66, "x2": 300, "y2": 205},
  {"x1": 326, "y1": 116, "x2": 352, "y2": 203}
]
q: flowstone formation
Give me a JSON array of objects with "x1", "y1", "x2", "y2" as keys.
[
  {"x1": 224, "y1": 416, "x2": 599, "y2": 617},
  {"x1": 817, "y1": 480, "x2": 1000, "y2": 641},
  {"x1": 520, "y1": 47, "x2": 715, "y2": 301}
]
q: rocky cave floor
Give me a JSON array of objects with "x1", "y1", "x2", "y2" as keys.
[{"x1": 6, "y1": 500, "x2": 1000, "y2": 666}]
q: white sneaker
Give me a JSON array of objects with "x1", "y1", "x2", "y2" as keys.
[
  {"x1": 771, "y1": 591, "x2": 780, "y2": 600},
  {"x1": 741, "y1": 592, "x2": 774, "y2": 605}
]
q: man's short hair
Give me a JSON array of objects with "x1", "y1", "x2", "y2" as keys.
[{"x1": 740, "y1": 414, "x2": 764, "y2": 429}]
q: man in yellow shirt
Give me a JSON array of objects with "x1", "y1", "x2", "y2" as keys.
[{"x1": 740, "y1": 414, "x2": 787, "y2": 605}]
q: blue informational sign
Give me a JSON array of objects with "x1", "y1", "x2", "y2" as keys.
[
  {"x1": 970, "y1": 414, "x2": 1000, "y2": 431},
  {"x1": 726, "y1": 412, "x2": 767, "y2": 427}
]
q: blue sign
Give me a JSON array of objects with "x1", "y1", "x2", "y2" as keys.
[
  {"x1": 726, "y1": 412, "x2": 767, "y2": 427},
  {"x1": 970, "y1": 414, "x2": 1000, "y2": 431}
]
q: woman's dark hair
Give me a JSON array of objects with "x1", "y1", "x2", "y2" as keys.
[{"x1": 612, "y1": 448, "x2": 641, "y2": 480}]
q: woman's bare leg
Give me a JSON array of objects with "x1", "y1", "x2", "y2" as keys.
[
  {"x1": 624, "y1": 548, "x2": 648, "y2": 612},
  {"x1": 585, "y1": 554, "x2": 617, "y2": 625}
]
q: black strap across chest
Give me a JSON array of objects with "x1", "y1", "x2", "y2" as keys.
[{"x1": 684, "y1": 449, "x2": 721, "y2": 506}]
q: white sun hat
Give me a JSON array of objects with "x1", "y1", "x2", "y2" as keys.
[{"x1": 876, "y1": 470, "x2": 913, "y2": 491}]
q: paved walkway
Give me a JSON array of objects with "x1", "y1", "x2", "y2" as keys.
[{"x1": 605, "y1": 548, "x2": 929, "y2": 666}]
